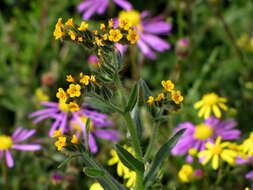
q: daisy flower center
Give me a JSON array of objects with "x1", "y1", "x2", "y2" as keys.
[
  {"x1": 119, "y1": 10, "x2": 141, "y2": 29},
  {"x1": 0, "y1": 135, "x2": 13, "y2": 150},
  {"x1": 194, "y1": 124, "x2": 213, "y2": 140},
  {"x1": 211, "y1": 145, "x2": 223, "y2": 155},
  {"x1": 202, "y1": 93, "x2": 219, "y2": 106}
]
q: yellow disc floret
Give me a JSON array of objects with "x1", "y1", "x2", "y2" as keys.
[
  {"x1": 0, "y1": 136, "x2": 13, "y2": 150},
  {"x1": 109, "y1": 29, "x2": 123, "y2": 42},
  {"x1": 67, "y1": 84, "x2": 81, "y2": 98},
  {"x1": 127, "y1": 29, "x2": 139, "y2": 44},
  {"x1": 194, "y1": 124, "x2": 213, "y2": 140}
]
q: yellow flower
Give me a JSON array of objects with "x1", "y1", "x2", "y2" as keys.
[
  {"x1": 0, "y1": 136, "x2": 13, "y2": 150},
  {"x1": 109, "y1": 29, "x2": 123, "y2": 42},
  {"x1": 94, "y1": 37, "x2": 105, "y2": 46},
  {"x1": 194, "y1": 124, "x2": 213, "y2": 140},
  {"x1": 53, "y1": 27, "x2": 65, "y2": 40},
  {"x1": 67, "y1": 84, "x2": 81, "y2": 98},
  {"x1": 65, "y1": 18, "x2": 74, "y2": 27},
  {"x1": 68, "y1": 102, "x2": 80, "y2": 112},
  {"x1": 127, "y1": 29, "x2": 139, "y2": 44},
  {"x1": 124, "y1": 170, "x2": 136, "y2": 188},
  {"x1": 102, "y1": 33, "x2": 108, "y2": 40},
  {"x1": 68, "y1": 30, "x2": 76, "y2": 40},
  {"x1": 66, "y1": 75, "x2": 75, "y2": 82},
  {"x1": 194, "y1": 93, "x2": 228, "y2": 119},
  {"x1": 147, "y1": 96, "x2": 155, "y2": 105},
  {"x1": 171, "y1": 90, "x2": 184, "y2": 104},
  {"x1": 71, "y1": 135, "x2": 78, "y2": 144},
  {"x1": 78, "y1": 37, "x2": 84, "y2": 42},
  {"x1": 56, "y1": 88, "x2": 68, "y2": 102},
  {"x1": 178, "y1": 164, "x2": 193, "y2": 183},
  {"x1": 100, "y1": 23, "x2": 106, "y2": 30},
  {"x1": 188, "y1": 148, "x2": 198, "y2": 156},
  {"x1": 80, "y1": 73, "x2": 90, "y2": 85},
  {"x1": 108, "y1": 19, "x2": 114, "y2": 28},
  {"x1": 155, "y1": 93, "x2": 165, "y2": 102},
  {"x1": 198, "y1": 137, "x2": 237, "y2": 170},
  {"x1": 89, "y1": 183, "x2": 104, "y2": 190},
  {"x1": 52, "y1": 129, "x2": 63, "y2": 138},
  {"x1": 54, "y1": 136, "x2": 67, "y2": 151},
  {"x1": 78, "y1": 21, "x2": 89, "y2": 31},
  {"x1": 53, "y1": 18, "x2": 65, "y2": 40},
  {"x1": 245, "y1": 188, "x2": 250, "y2": 190},
  {"x1": 241, "y1": 132, "x2": 253, "y2": 156},
  {"x1": 119, "y1": 18, "x2": 131, "y2": 30},
  {"x1": 92, "y1": 30, "x2": 98, "y2": 35},
  {"x1": 35, "y1": 88, "x2": 49, "y2": 102},
  {"x1": 161, "y1": 80, "x2": 174, "y2": 92},
  {"x1": 119, "y1": 10, "x2": 141, "y2": 27}
]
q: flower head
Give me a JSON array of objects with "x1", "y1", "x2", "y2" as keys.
[
  {"x1": 78, "y1": 21, "x2": 89, "y2": 31},
  {"x1": 194, "y1": 93, "x2": 228, "y2": 118},
  {"x1": 109, "y1": 29, "x2": 123, "y2": 42},
  {"x1": 67, "y1": 84, "x2": 81, "y2": 98},
  {"x1": 161, "y1": 80, "x2": 174, "y2": 92},
  {"x1": 171, "y1": 90, "x2": 184, "y2": 104},
  {"x1": 56, "y1": 88, "x2": 68, "y2": 102},
  {"x1": 147, "y1": 96, "x2": 155, "y2": 105},
  {"x1": 0, "y1": 128, "x2": 41, "y2": 168},
  {"x1": 178, "y1": 164, "x2": 193, "y2": 183},
  {"x1": 198, "y1": 137, "x2": 237, "y2": 170},
  {"x1": 172, "y1": 116, "x2": 240, "y2": 163},
  {"x1": 54, "y1": 136, "x2": 67, "y2": 151}
]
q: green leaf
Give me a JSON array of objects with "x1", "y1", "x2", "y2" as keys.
[
  {"x1": 132, "y1": 105, "x2": 143, "y2": 139},
  {"x1": 83, "y1": 167, "x2": 105, "y2": 177},
  {"x1": 115, "y1": 144, "x2": 144, "y2": 173},
  {"x1": 84, "y1": 96, "x2": 115, "y2": 113},
  {"x1": 144, "y1": 129, "x2": 185, "y2": 187},
  {"x1": 139, "y1": 79, "x2": 152, "y2": 101},
  {"x1": 125, "y1": 83, "x2": 139, "y2": 112}
]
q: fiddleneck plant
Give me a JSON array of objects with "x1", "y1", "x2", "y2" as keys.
[{"x1": 51, "y1": 17, "x2": 184, "y2": 190}]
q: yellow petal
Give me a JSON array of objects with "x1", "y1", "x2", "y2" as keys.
[
  {"x1": 219, "y1": 97, "x2": 227, "y2": 103},
  {"x1": 198, "y1": 106, "x2": 207, "y2": 117},
  {"x1": 218, "y1": 103, "x2": 228, "y2": 110},
  {"x1": 194, "y1": 100, "x2": 203, "y2": 108},
  {"x1": 212, "y1": 155, "x2": 219, "y2": 170},
  {"x1": 204, "y1": 106, "x2": 211, "y2": 119},
  {"x1": 212, "y1": 104, "x2": 221, "y2": 118}
]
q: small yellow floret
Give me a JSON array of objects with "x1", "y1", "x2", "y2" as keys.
[
  {"x1": 67, "y1": 84, "x2": 81, "y2": 98},
  {"x1": 108, "y1": 19, "x2": 114, "y2": 28},
  {"x1": 68, "y1": 30, "x2": 76, "y2": 40},
  {"x1": 66, "y1": 75, "x2": 75, "y2": 82},
  {"x1": 161, "y1": 80, "x2": 174, "y2": 92},
  {"x1": 119, "y1": 18, "x2": 131, "y2": 30},
  {"x1": 95, "y1": 37, "x2": 105, "y2": 46},
  {"x1": 127, "y1": 29, "x2": 139, "y2": 44},
  {"x1": 147, "y1": 96, "x2": 155, "y2": 105},
  {"x1": 109, "y1": 29, "x2": 123, "y2": 42},
  {"x1": 68, "y1": 102, "x2": 80, "y2": 112},
  {"x1": 56, "y1": 88, "x2": 67, "y2": 102},
  {"x1": 155, "y1": 93, "x2": 165, "y2": 102},
  {"x1": 80, "y1": 73, "x2": 90, "y2": 85},
  {"x1": 78, "y1": 37, "x2": 84, "y2": 42},
  {"x1": 78, "y1": 21, "x2": 89, "y2": 31},
  {"x1": 54, "y1": 136, "x2": 67, "y2": 151},
  {"x1": 65, "y1": 18, "x2": 74, "y2": 27},
  {"x1": 53, "y1": 128, "x2": 63, "y2": 138},
  {"x1": 100, "y1": 23, "x2": 106, "y2": 30},
  {"x1": 178, "y1": 164, "x2": 193, "y2": 183},
  {"x1": 171, "y1": 90, "x2": 184, "y2": 104},
  {"x1": 71, "y1": 135, "x2": 78, "y2": 144}
]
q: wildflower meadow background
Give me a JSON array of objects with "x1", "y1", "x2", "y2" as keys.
[{"x1": 0, "y1": 0, "x2": 253, "y2": 189}]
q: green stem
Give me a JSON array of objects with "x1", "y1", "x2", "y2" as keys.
[
  {"x1": 114, "y1": 73, "x2": 144, "y2": 190},
  {"x1": 2, "y1": 162, "x2": 8, "y2": 190}
]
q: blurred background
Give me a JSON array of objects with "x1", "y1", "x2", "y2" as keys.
[{"x1": 0, "y1": 0, "x2": 253, "y2": 189}]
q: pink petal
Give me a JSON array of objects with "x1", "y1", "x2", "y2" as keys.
[
  {"x1": 5, "y1": 151, "x2": 14, "y2": 168},
  {"x1": 12, "y1": 144, "x2": 41, "y2": 151}
]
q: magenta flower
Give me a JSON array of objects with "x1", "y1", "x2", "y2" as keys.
[
  {"x1": 171, "y1": 116, "x2": 240, "y2": 162},
  {"x1": 70, "y1": 109, "x2": 119, "y2": 153},
  {"x1": 0, "y1": 128, "x2": 41, "y2": 168},
  {"x1": 78, "y1": 0, "x2": 132, "y2": 20},
  {"x1": 117, "y1": 10, "x2": 172, "y2": 59}
]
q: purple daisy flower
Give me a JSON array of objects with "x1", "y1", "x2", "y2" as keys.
[
  {"x1": 117, "y1": 10, "x2": 172, "y2": 59},
  {"x1": 78, "y1": 0, "x2": 132, "y2": 20},
  {"x1": 171, "y1": 116, "x2": 240, "y2": 162},
  {"x1": 0, "y1": 128, "x2": 41, "y2": 168},
  {"x1": 70, "y1": 109, "x2": 119, "y2": 153},
  {"x1": 29, "y1": 101, "x2": 70, "y2": 136}
]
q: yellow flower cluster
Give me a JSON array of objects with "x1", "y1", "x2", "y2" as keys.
[
  {"x1": 147, "y1": 80, "x2": 184, "y2": 105},
  {"x1": 194, "y1": 93, "x2": 228, "y2": 119},
  {"x1": 53, "y1": 17, "x2": 139, "y2": 46},
  {"x1": 53, "y1": 129, "x2": 78, "y2": 151},
  {"x1": 56, "y1": 73, "x2": 98, "y2": 112},
  {"x1": 178, "y1": 164, "x2": 193, "y2": 183},
  {"x1": 107, "y1": 145, "x2": 136, "y2": 188}
]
